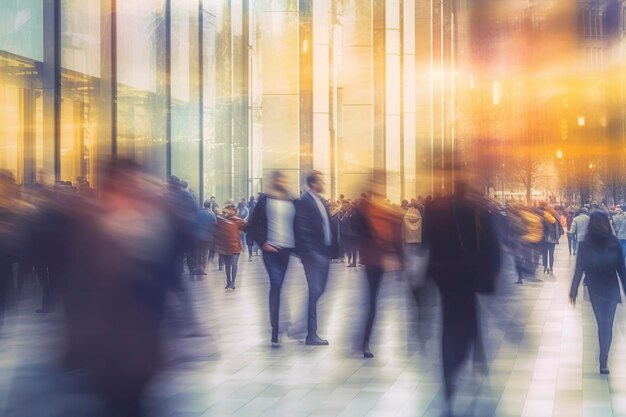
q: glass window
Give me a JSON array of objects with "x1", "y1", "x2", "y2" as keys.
[
  {"x1": 60, "y1": 0, "x2": 100, "y2": 185},
  {"x1": 0, "y1": 84, "x2": 23, "y2": 182},
  {"x1": 117, "y1": 0, "x2": 166, "y2": 178},
  {"x1": 0, "y1": 0, "x2": 43, "y2": 61},
  {"x1": 171, "y1": 0, "x2": 200, "y2": 196},
  {"x1": 61, "y1": 0, "x2": 100, "y2": 77}
]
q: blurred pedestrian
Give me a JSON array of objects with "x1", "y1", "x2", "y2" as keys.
[
  {"x1": 215, "y1": 203, "x2": 247, "y2": 289},
  {"x1": 195, "y1": 200, "x2": 217, "y2": 277},
  {"x1": 295, "y1": 171, "x2": 338, "y2": 346},
  {"x1": 570, "y1": 211, "x2": 626, "y2": 375},
  {"x1": 613, "y1": 205, "x2": 626, "y2": 258},
  {"x1": 60, "y1": 159, "x2": 186, "y2": 417},
  {"x1": 354, "y1": 191, "x2": 403, "y2": 358},
  {"x1": 247, "y1": 171, "x2": 296, "y2": 347},
  {"x1": 540, "y1": 205, "x2": 564, "y2": 276},
  {"x1": 423, "y1": 182, "x2": 501, "y2": 407},
  {"x1": 569, "y1": 207, "x2": 590, "y2": 255}
]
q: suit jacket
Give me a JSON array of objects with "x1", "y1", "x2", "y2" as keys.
[{"x1": 295, "y1": 192, "x2": 338, "y2": 258}]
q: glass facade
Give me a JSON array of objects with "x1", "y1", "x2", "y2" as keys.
[{"x1": 2, "y1": 1, "x2": 623, "y2": 205}]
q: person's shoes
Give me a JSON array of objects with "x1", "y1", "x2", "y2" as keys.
[
  {"x1": 515, "y1": 280, "x2": 523, "y2": 284},
  {"x1": 36, "y1": 308, "x2": 55, "y2": 314},
  {"x1": 248, "y1": 257, "x2": 253, "y2": 262},
  {"x1": 363, "y1": 351, "x2": 374, "y2": 358},
  {"x1": 305, "y1": 335, "x2": 329, "y2": 346},
  {"x1": 201, "y1": 271, "x2": 207, "y2": 275},
  {"x1": 573, "y1": 252, "x2": 577, "y2": 255},
  {"x1": 600, "y1": 367, "x2": 610, "y2": 375},
  {"x1": 231, "y1": 285, "x2": 236, "y2": 290},
  {"x1": 271, "y1": 341, "x2": 280, "y2": 349}
]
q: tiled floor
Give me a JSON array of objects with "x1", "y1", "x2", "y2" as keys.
[{"x1": 1, "y1": 243, "x2": 625, "y2": 416}]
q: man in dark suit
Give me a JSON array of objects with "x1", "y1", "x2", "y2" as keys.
[{"x1": 295, "y1": 171, "x2": 338, "y2": 346}]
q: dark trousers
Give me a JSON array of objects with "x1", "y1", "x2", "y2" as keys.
[
  {"x1": 36, "y1": 264, "x2": 57, "y2": 311},
  {"x1": 363, "y1": 266, "x2": 383, "y2": 346},
  {"x1": 0, "y1": 260, "x2": 10, "y2": 327},
  {"x1": 590, "y1": 292, "x2": 618, "y2": 368},
  {"x1": 185, "y1": 239, "x2": 197, "y2": 273},
  {"x1": 568, "y1": 235, "x2": 578, "y2": 254},
  {"x1": 344, "y1": 237, "x2": 358, "y2": 266},
  {"x1": 222, "y1": 254, "x2": 240, "y2": 286},
  {"x1": 439, "y1": 287, "x2": 480, "y2": 399},
  {"x1": 262, "y1": 250, "x2": 291, "y2": 341},
  {"x1": 542, "y1": 242, "x2": 556, "y2": 270},
  {"x1": 301, "y1": 251, "x2": 330, "y2": 337},
  {"x1": 197, "y1": 239, "x2": 211, "y2": 272}
]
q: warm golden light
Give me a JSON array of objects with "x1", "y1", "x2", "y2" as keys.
[{"x1": 577, "y1": 116, "x2": 585, "y2": 127}]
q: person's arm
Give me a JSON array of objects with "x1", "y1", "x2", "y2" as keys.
[
  {"x1": 247, "y1": 196, "x2": 266, "y2": 246},
  {"x1": 570, "y1": 244, "x2": 585, "y2": 304},
  {"x1": 617, "y1": 244, "x2": 626, "y2": 297}
]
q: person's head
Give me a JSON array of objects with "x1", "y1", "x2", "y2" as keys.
[
  {"x1": 306, "y1": 170, "x2": 324, "y2": 194},
  {"x1": 101, "y1": 158, "x2": 144, "y2": 198},
  {"x1": 580, "y1": 207, "x2": 588, "y2": 215},
  {"x1": 587, "y1": 210, "x2": 617, "y2": 247},
  {"x1": 223, "y1": 202, "x2": 237, "y2": 217},
  {"x1": 249, "y1": 196, "x2": 255, "y2": 202},
  {"x1": 181, "y1": 180, "x2": 189, "y2": 190},
  {"x1": 237, "y1": 201, "x2": 245, "y2": 210},
  {"x1": 203, "y1": 200, "x2": 212, "y2": 209},
  {"x1": 167, "y1": 175, "x2": 182, "y2": 191},
  {"x1": 210, "y1": 196, "x2": 216, "y2": 202},
  {"x1": 270, "y1": 170, "x2": 290, "y2": 194}
]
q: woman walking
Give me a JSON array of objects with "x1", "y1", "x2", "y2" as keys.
[
  {"x1": 247, "y1": 171, "x2": 296, "y2": 348},
  {"x1": 354, "y1": 188, "x2": 403, "y2": 358},
  {"x1": 215, "y1": 202, "x2": 247, "y2": 290},
  {"x1": 570, "y1": 211, "x2": 626, "y2": 374}
]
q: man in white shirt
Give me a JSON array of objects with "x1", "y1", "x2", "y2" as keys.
[{"x1": 295, "y1": 171, "x2": 338, "y2": 346}]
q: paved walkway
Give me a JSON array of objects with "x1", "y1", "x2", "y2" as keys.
[{"x1": 1, "y1": 243, "x2": 625, "y2": 417}]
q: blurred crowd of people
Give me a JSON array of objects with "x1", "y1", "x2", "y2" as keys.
[{"x1": 2, "y1": 162, "x2": 626, "y2": 416}]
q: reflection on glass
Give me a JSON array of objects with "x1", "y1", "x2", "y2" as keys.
[
  {"x1": 171, "y1": 0, "x2": 200, "y2": 196},
  {"x1": 61, "y1": 0, "x2": 101, "y2": 78},
  {"x1": 0, "y1": 0, "x2": 43, "y2": 61},
  {"x1": 116, "y1": 0, "x2": 166, "y2": 179},
  {"x1": 0, "y1": 84, "x2": 22, "y2": 182}
]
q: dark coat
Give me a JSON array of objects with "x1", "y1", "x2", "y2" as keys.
[
  {"x1": 423, "y1": 195, "x2": 501, "y2": 293},
  {"x1": 570, "y1": 240, "x2": 626, "y2": 303},
  {"x1": 294, "y1": 192, "x2": 338, "y2": 258},
  {"x1": 61, "y1": 199, "x2": 185, "y2": 402}
]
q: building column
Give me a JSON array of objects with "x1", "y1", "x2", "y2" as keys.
[
  {"x1": 233, "y1": 0, "x2": 249, "y2": 200},
  {"x1": 312, "y1": 0, "x2": 331, "y2": 195},
  {"x1": 403, "y1": 0, "x2": 417, "y2": 198},
  {"x1": 258, "y1": 1, "x2": 301, "y2": 193},
  {"x1": 42, "y1": 0, "x2": 61, "y2": 180},
  {"x1": 385, "y1": 0, "x2": 401, "y2": 201},
  {"x1": 215, "y1": 0, "x2": 233, "y2": 201},
  {"x1": 338, "y1": 0, "x2": 374, "y2": 198}
]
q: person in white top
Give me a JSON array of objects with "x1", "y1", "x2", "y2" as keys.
[{"x1": 247, "y1": 171, "x2": 296, "y2": 348}]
